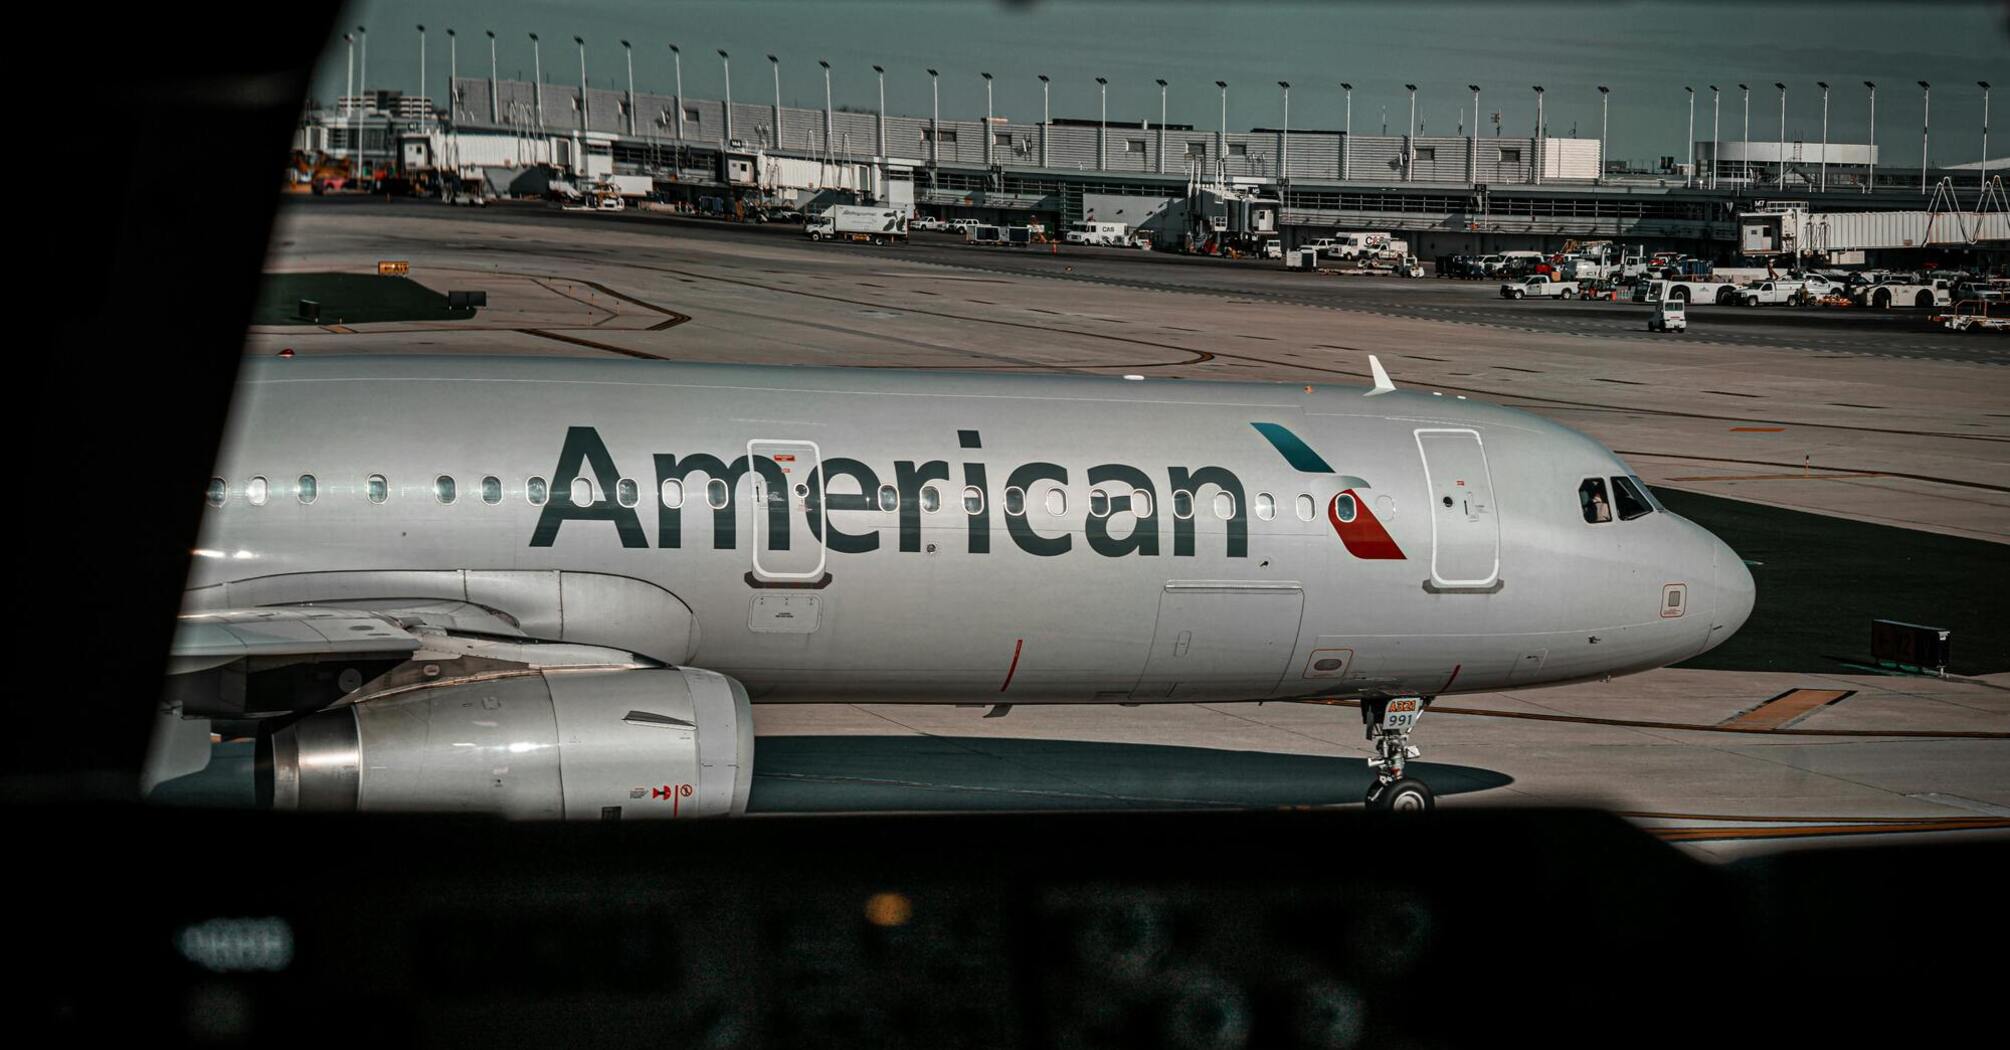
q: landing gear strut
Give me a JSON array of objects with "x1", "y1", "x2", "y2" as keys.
[{"x1": 1362, "y1": 695, "x2": 1435, "y2": 812}]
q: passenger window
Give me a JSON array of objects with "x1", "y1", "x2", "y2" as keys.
[
  {"x1": 481, "y1": 476, "x2": 502, "y2": 505},
  {"x1": 617, "y1": 479, "x2": 639, "y2": 507},
  {"x1": 1333, "y1": 492, "x2": 1357, "y2": 523},
  {"x1": 877, "y1": 484, "x2": 898, "y2": 511},
  {"x1": 1089, "y1": 488, "x2": 1110, "y2": 518},
  {"x1": 570, "y1": 477, "x2": 594, "y2": 507},
  {"x1": 526, "y1": 476, "x2": 548, "y2": 506},
  {"x1": 1004, "y1": 486, "x2": 1026, "y2": 515},
  {"x1": 1579, "y1": 477, "x2": 1611, "y2": 523},
  {"x1": 435, "y1": 475, "x2": 456, "y2": 504},
  {"x1": 1212, "y1": 492, "x2": 1236, "y2": 520},
  {"x1": 367, "y1": 474, "x2": 388, "y2": 504},
  {"x1": 1132, "y1": 491, "x2": 1153, "y2": 518},
  {"x1": 660, "y1": 478, "x2": 685, "y2": 508},
  {"x1": 1171, "y1": 490, "x2": 1194, "y2": 519},
  {"x1": 921, "y1": 485, "x2": 942, "y2": 512},
  {"x1": 1610, "y1": 476, "x2": 1653, "y2": 521},
  {"x1": 246, "y1": 476, "x2": 268, "y2": 506},
  {"x1": 706, "y1": 478, "x2": 729, "y2": 509},
  {"x1": 298, "y1": 474, "x2": 318, "y2": 505},
  {"x1": 1045, "y1": 489, "x2": 1066, "y2": 516},
  {"x1": 1254, "y1": 492, "x2": 1275, "y2": 520},
  {"x1": 1295, "y1": 494, "x2": 1315, "y2": 521},
  {"x1": 962, "y1": 485, "x2": 984, "y2": 515},
  {"x1": 205, "y1": 478, "x2": 226, "y2": 507}
]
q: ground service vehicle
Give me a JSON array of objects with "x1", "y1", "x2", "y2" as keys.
[
  {"x1": 806, "y1": 205, "x2": 908, "y2": 244},
  {"x1": 1933, "y1": 300, "x2": 2010, "y2": 332},
  {"x1": 1064, "y1": 221, "x2": 1129, "y2": 246},
  {"x1": 1649, "y1": 299, "x2": 1688, "y2": 332},
  {"x1": 1737, "y1": 280, "x2": 1810, "y2": 306},
  {"x1": 1500, "y1": 274, "x2": 1580, "y2": 299},
  {"x1": 1637, "y1": 277, "x2": 1737, "y2": 305},
  {"x1": 1860, "y1": 277, "x2": 1956, "y2": 309}
]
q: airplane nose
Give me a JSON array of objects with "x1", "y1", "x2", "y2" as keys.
[{"x1": 1702, "y1": 537, "x2": 1755, "y2": 653}]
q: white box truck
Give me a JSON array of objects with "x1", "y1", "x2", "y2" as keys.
[
  {"x1": 1064, "y1": 221, "x2": 1129, "y2": 246},
  {"x1": 807, "y1": 205, "x2": 909, "y2": 244}
]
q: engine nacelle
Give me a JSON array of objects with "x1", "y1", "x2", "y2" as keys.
[{"x1": 259, "y1": 667, "x2": 753, "y2": 819}]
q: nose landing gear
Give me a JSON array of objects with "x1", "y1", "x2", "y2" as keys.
[{"x1": 1362, "y1": 695, "x2": 1435, "y2": 811}]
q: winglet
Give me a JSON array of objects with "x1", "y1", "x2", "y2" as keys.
[{"x1": 1365, "y1": 354, "x2": 1396, "y2": 397}]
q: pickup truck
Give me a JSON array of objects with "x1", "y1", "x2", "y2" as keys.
[
  {"x1": 1736, "y1": 280, "x2": 1810, "y2": 306},
  {"x1": 1500, "y1": 275, "x2": 1579, "y2": 299}
]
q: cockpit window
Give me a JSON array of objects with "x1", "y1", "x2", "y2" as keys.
[
  {"x1": 1610, "y1": 476, "x2": 1654, "y2": 520},
  {"x1": 1578, "y1": 477, "x2": 1611, "y2": 523}
]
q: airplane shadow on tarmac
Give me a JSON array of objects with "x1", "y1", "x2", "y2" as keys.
[
  {"x1": 153, "y1": 738, "x2": 1516, "y2": 813},
  {"x1": 747, "y1": 736, "x2": 1513, "y2": 813}
]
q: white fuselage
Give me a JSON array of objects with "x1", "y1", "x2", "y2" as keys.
[{"x1": 188, "y1": 358, "x2": 1752, "y2": 705}]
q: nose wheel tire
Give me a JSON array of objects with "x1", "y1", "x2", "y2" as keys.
[{"x1": 1366, "y1": 778, "x2": 1435, "y2": 812}]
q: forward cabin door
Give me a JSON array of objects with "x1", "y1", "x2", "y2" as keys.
[
  {"x1": 1131, "y1": 583, "x2": 1306, "y2": 701},
  {"x1": 745, "y1": 439, "x2": 826, "y2": 582},
  {"x1": 1414, "y1": 429, "x2": 1500, "y2": 588}
]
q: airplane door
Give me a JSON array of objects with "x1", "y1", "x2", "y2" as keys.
[
  {"x1": 1131, "y1": 583, "x2": 1305, "y2": 701},
  {"x1": 745, "y1": 439, "x2": 826, "y2": 582},
  {"x1": 1414, "y1": 429, "x2": 1500, "y2": 588}
]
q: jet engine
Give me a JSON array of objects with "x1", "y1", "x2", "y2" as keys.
[{"x1": 257, "y1": 667, "x2": 753, "y2": 819}]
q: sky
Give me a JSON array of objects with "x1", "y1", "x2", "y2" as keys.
[{"x1": 314, "y1": 0, "x2": 2007, "y2": 168}]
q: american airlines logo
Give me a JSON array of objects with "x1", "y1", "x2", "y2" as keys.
[
  {"x1": 530, "y1": 426, "x2": 1254, "y2": 559},
  {"x1": 530, "y1": 425, "x2": 1403, "y2": 562}
]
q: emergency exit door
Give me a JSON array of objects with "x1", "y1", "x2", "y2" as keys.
[
  {"x1": 1415, "y1": 429, "x2": 1500, "y2": 588},
  {"x1": 745, "y1": 439, "x2": 825, "y2": 582}
]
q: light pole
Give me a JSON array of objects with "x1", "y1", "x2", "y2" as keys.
[
  {"x1": 1157, "y1": 79, "x2": 1173, "y2": 173},
  {"x1": 357, "y1": 25, "x2": 368, "y2": 177},
  {"x1": 1532, "y1": 85, "x2": 1544, "y2": 185},
  {"x1": 874, "y1": 65, "x2": 886, "y2": 158},
  {"x1": 446, "y1": 29, "x2": 458, "y2": 171},
  {"x1": 485, "y1": 30, "x2": 498, "y2": 120},
  {"x1": 1279, "y1": 81, "x2": 1291, "y2": 184},
  {"x1": 669, "y1": 45, "x2": 684, "y2": 150},
  {"x1": 1341, "y1": 82, "x2": 1352, "y2": 180},
  {"x1": 1216, "y1": 81, "x2": 1228, "y2": 183},
  {"x1": 528, "y1": 32, "x2": 543, "y2": 133},
  {"x1": 767, "y1": 54, "x2": 781, "y2": 149},
  {"x1": 1817, "y1": 81, "x2": 1829, "y2": 192},
  {"x1": 718, "y1": 50, "x2": 732, "y2": 145},
  {"x1": 1981, "y1": 81, "x2": 1992, "y2": 191},
  {"x1": 1097, "y1": 76, "x2": 1108, "y2": 170},
  {"x1": 927, "y1": 68, "x2": 939, "y2": 168},
  {"x1": 1739, "y1": 83, "x2": 1750, "y2": 186},
  {"x1": 575, "y1": 37, "x2": 589, "y2": 133},
  {"x1": 1038, "y1": 74, "x2": 1050, "y2": 167},
  {"x1": 622, "y1": 40, "x2": 635, "y2": 136},
  {"x1": 1685, "y1": 86, "x2": 1695, "y2": 187},
  {"x1": 1919, "y1": 80, "x2": 1930, "y2": 193},
  {"x1": 417, "y1": 25, "x2": 426, "y2": 112},
  {"x1": 819, "y1": 60, "x2": 832, "y2": 158},
  {"x1": 980, "y1": 72, "x2": 993, "y2": 166},
  {"x1": 1597, "y1": 85, "x2": 1609, "y2": 185},
  {"x1": 1405, "y1": 83, "x2": 1417, "y2": 180},
  {"x1": 343, "y1": 32, "x2": 354, "y2": 167},
  {"x1": 1469, "y1": 84, "x2": 1481, "y2": 185},
  {"x1": 1864, "y1": 81, "x2": 1875, "y2": 192},
  {"x1": 1709, "y1": 85, "x2": 1720, "y2": 188},
  {"x1": 1774, "y1": 82, "x2": 1787, "y2": 189}
]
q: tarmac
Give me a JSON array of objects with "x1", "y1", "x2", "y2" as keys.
[{"x1": 207, "y1": 196, "x2": 2010, "y2": 857}]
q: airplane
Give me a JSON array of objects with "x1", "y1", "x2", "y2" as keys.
[{"x1": 153, "y1": 353, "x2": 1754, "y2": 817}]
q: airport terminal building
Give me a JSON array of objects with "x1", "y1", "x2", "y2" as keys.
[{"x1": 296, "y1": 78, "x2": 2004, "y2": 259}]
